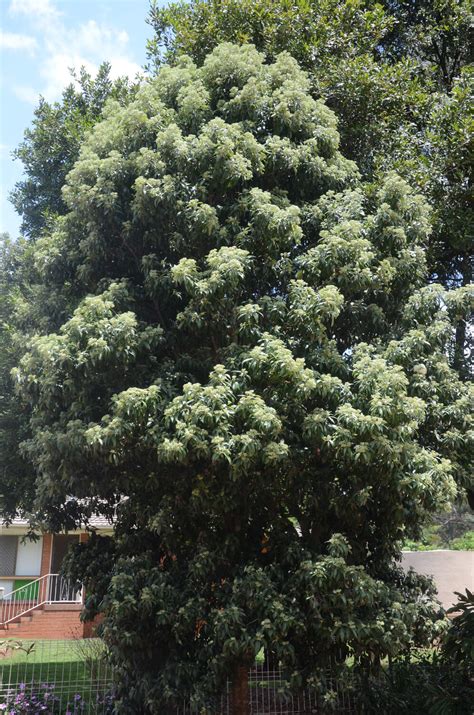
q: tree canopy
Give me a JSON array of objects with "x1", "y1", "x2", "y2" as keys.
[
  {"x1": 4, "y1": 44, "x2": 472, "y2": 709},
  {"x1": 147, "y1": 0, "x2": 474, "y2": 378}
]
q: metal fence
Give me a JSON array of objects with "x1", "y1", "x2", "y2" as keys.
[
  {"x1": 248, "y1": 661, "x2": 356, "y2": 714},
  {"x1": 0, "y1": 574, "x2": 82, "y2": 626},
  {"x1": 175, "y1": 682, "x2": 232, "y2": 715},
  {"x1": 0, "y1": 638, "x2": 114, "y2": 714},
  {"x1": 0, "y1": 638, "x2": 357, "y2": 714}
]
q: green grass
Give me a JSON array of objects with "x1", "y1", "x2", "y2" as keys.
[
  {"x1": 1, "y1": 660, "x2": 92, "y2": 689},
  {"x1": 0, "y1": 639, "x2": 85, "y2": 663},
  {"x1": 0, "y1": 639, "x2": 112, "y2": 711}
]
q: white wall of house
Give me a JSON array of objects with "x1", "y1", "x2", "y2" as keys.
[
  {"x1": 15, "y1": 537, "x2": 43, "y2": 576},
  {"x1": 402, "y1": 550, "x2": 474, "y2": 609},
  {"x1": 0, "y1": 579, "x2": 14, "y2": 596},
  {"x1": 0, "y1": 534, "x2": 43, "y2": 597}
]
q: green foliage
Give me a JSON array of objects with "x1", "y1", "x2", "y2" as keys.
[
  {"x1": 381, "y1": 0, "x2": 473, "y2": 91},
  {"x1": 403, "y1": 502, "x2": 474, "y2": 550},
  {"x1": 0, "y1": 236, "x2": 37, "y2": 520},
  {"x1": 146, "y1": 0, "x2": 407, "y2": 175},
  {"x1": 146, "y1": 0, "x2": 474, "y2": 381},
  {"x1": 2, "y1": 67, "x2": 136, "y2": 523},
  {"x1": 146, "y1": 0, "x2": 472, "y2": 174},
  {"x1": 359, "y1": 650, "x2": 474, "y2": 715},
  {"x1": 148, "y1": 0, "x2": 472, "y2": 93},
  {"x1": 5, "y1": 44, "x2": 472, "y2": 709},
  {"x1": 147, "y1": 0, "x2": 391, "y2": 69},
  {"x1": 360, "y1": 589, "x2": 474, "y2": 713},
  {"x1": 98, "y1": 536, "x2": 447, "y2": 710},
  {"x1": 383, "y1": 66, "x2": 473, "y2": 280},
  {"x1": 11, "y1": 63, "x2": 134, "y2": 240},
  {"x1": 402, "y1": 525, "x2": 445, "y2": 551},
  {"x1": 444, "y1": 589, "x2": 474, "y2": 667},
  {"x1": 451, "y1": 531, "x2": 474, "y2": 550},
  {"x1": 403, "y1": 528, "x2": 474, "y2": 552},
  {"x1": 62, "y1": 534, "x2": 116, "y2": 622}
]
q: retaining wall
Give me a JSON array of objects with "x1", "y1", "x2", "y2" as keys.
[{"x1": 402, "y1": 550, "x2": 474, "y2": 609}]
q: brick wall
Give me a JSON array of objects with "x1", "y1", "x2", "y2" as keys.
[
  {"x1": 3, "y1": 605, "x2": 104, "y2": 640},
  {"x1": 40, "y1": 533, "x2": 53, "y2": 577},
  {"x1": 3, "y1": 606, "x2": 83, "y2": 639}
]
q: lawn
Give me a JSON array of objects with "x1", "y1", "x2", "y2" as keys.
[{"x1": 0, "y1": 639, "x2": 112, "y2": 713}]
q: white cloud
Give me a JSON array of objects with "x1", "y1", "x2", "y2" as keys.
[
  {"x1": 13, "y1": 85, "x2": 40, "y2": 104},
  {"x1": 9, "y1": 0, "x2": 60, "y2": 21},
  {"x1": 73, "y1": 20, "x2": 129, "y2": 56},
  {"x1": 0, "y1": 30, "x2": 38, "y2": 53},
  {"x1": 9, "y1": 0, "x2": 142, "y2": 103}
]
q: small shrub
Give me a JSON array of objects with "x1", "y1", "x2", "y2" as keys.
[
  {"x1": 0, "y1": 682, "x2": 59, "y2": 713},
  {"x1": 0, "y1": 684, "x2": 116, "y2": 715},
  {"x1": 443, "y1": 589, "x2": 474, "y2": 668},
  {"x1": 359, "y1": 653, "x2": 473, "y2": 714},
  {"x1": 72, "y1": 637, "x2": 108, "y2": 679},
  {"x1": 95, "y1": 688, "x2": 116, "y2": 714},
  {"x1": 358, "y1": 591, "x2": 474, "y2": 713},
  {"x1": 65, "y1": 693, "x2": 86, "y2": 714},
  {"x1": 450, "y1": 531, "x2": 474, "y2": 550}
]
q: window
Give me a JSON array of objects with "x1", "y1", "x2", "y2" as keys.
[{"x1": 0, "y1": 536, "x2": 18, "y2": 576}]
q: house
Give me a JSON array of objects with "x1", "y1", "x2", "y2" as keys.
[{"x1": 0, "y1": 516, "x2": 113, "y2": 639}]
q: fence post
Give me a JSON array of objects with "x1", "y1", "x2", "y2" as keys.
[{"x1": 230, "y1": 663, "x2": 250, "y2": 715}]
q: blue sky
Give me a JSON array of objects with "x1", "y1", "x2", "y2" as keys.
[{"x1": 1, "y1": 0, "x2": 161, "y2": 236}]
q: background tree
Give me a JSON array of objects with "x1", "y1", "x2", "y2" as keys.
[
  {"x1": 381, "y1": 0, "x2": 473, "y2": 91},
  {"x1": 0, "y1": 236, "x2": 36, "y2": 518},
  {"x1": 10, "y1": 45, "x2": 472, "y2": 709},
  {"x1": 0, "y1": 65, "x2": 136, "y2": 520},
  {"x1": 0, "y1": 231, "x2": 76, "y2": 522},
  {"x1": 10, "y1": 63, "x2": 135, "y2": 240},
  {"x1": 385, "y1": 68, "x2": 473, "y2": 379}
]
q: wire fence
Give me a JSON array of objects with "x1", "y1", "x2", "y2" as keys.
[
  {"x1": 248, "y1": 661, "x2": 356, "y2": 714},
  {"x1": 175, "y1": 681, "x2": 232, "y2": 715},
  {"x1": 0, "y1": 638, "x2": 114, "y2": 713},
  {"x1": 0, "y1": 638, "x2": 357, "y2": 714}
]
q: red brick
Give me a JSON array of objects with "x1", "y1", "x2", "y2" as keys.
[{"x1": 2, "y1": 606, "x2": 84, "y2": 639}]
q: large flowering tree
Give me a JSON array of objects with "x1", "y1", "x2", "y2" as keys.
[{"x1": 6, "y1": 44, "x2": 472, "y2": 710}]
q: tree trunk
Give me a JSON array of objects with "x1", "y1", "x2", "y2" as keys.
[
  {"x1": 453, "y1": 254, "x2": 472, "y2": 379},
  {"x1": 230, "y1": 663, "x2": 249, "y2": 715},
  {"x1": 453, "y1": 318, "x2": 467, "y2": 375}
]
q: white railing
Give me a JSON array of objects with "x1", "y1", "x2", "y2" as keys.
[{"x1": 0, "y1": 574, "x2": 82, "y2": 625}]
